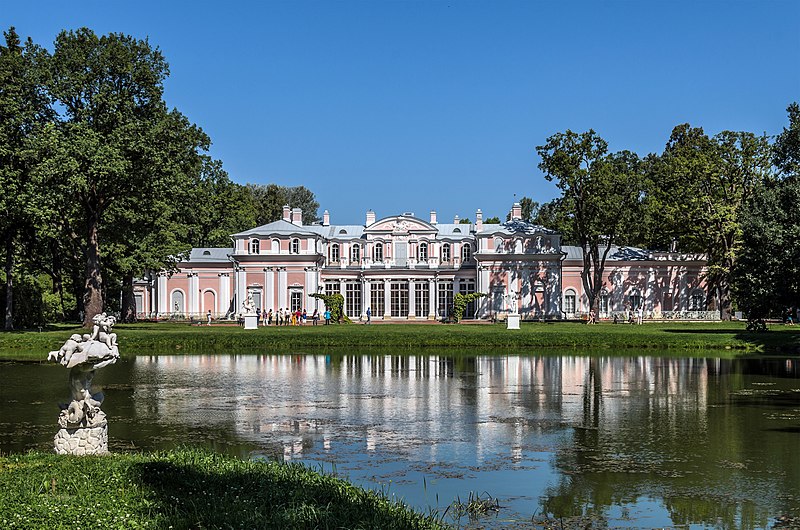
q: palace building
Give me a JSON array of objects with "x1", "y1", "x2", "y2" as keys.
[{"x1": 134, "y1": 202, "x2": 714, "y2": 321}]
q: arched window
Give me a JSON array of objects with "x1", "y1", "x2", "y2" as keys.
[
  {"x1": 330, "y1": 243, "x2": 340, "y2": 263},
  {"x1": 494, "y1": 237, "x2": 503, "y2": 252},
  {"x1": 374, "y1": 242, "x2": 383, "y2": 262},
  {"x1": 418, "y1": 242, "x2": 428, "y2": 261},
  {"x1": 628, "y1": 290, "x2": 642, "y2": 310},
  {"x1": 564, "y1": 289, "x2": 577, "y2": 314},
  {"x1": 689, "y1": 289, "x2": 706, "y2": 310},
  {"x1": 290, "y1": 238, "x2": 300, "y2": 254},
  {"x1": 249, "y1": 239, "x2": 260, "y2": 254},
  {"x1": 441, "y1": 243, "x2": 451, "y2": 262},
  {"x1": 351, "y1": 244, "x2": 360, "y2": 263},
  {"x1": 271, "y1": 239, "x2": 280, "y2": 253},
  {"x1": 461, "y1": 243, "x2": 472, "y2": 262}
]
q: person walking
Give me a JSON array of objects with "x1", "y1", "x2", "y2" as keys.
[
  {"x1": 267, "y1": 309, "x2": 273, "y2": 326},
  {"x1": 366, "y1": 307, "x2": 371, "y2": 325},
  {"x1": 312, "y1": 308, "x2": 319, "y2": 325},
  {"x1": 324, "y1": 308, "x2": 331, "y2": 325},
  {"x1": 206, "y1": 310, "x2": 212, "y2": 326},
  {"x1": 256, "y1": 308, "x2": 261, "y2": 327},
  {"x1": 302, "y1": 309, "x2": 307, "y2": 325}
]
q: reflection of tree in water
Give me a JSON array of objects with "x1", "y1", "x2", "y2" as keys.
[{"x1": 539, "y1": 357, "x2": 800, "y2": 529}]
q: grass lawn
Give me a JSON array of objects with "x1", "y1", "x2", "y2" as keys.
[
  {"x1": 0, "y1": 448, "x2": 446, "y2": 530},
  {"x1": 1, "y1": 320, "x2": 799, "y2": 361}
]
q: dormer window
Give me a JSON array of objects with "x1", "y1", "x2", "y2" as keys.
[
  {"x1": 249, "y1": 239, "x2": 260, "y2": 254},
  {"x1": 290, "y1": 238, "x2": 300, "y2": 254},
  {"x1": 202, "y1": 250, "x2": 211, "y2": 256},
  {"x1": 453, "y1": 227, "x2": 461, "y2": 233},
  {"x1": 339, "y1": 229, "x2": 347, "y2": 235}
]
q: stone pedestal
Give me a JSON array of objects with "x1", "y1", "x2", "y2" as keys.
[
  {"x1": 54, "y1": 423, "x2": 108, "y2": 455},
  {"x1": 507, "y1": 313, "x2": 520, "y2": 330},
  {"x1": 243, "y1": 314, "x2": 258, "y2": 329}
]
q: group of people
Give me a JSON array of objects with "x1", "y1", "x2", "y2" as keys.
[{"x1": 253, "y1": 308, "x2": 323, "y2": 326}]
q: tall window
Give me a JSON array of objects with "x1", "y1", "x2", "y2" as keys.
[
  {"x1": 564, "y1": 290, "x2": 577, "y2": 314},
  {"x1": 390, "y1": 281, "x2": 409, "y2": 317},
  {"x1": 461, "y1": 244, "x2": 472, "y2": 262},
  {"x1": 438, "y1": 281, "x2": 453, "y2": 318},
  {"x1": 249, "y1": 239, "x2": 260, "y2": 254},
  {"x1": 415, "y1": 284, "x2": 429, "y2": 317},
  {"x1": 441, "y1": 243, "x2": 451, "y2": 262},
  {"x1": 330, "y1": 243, "x2": 340, "y2": 263},
  {"x1": 374, "y1": 242, "x2": 383, "y2": 262},
  {"x1": 689, "y1": 290, "x2": 706, "y2": 310},
  {"x1": 371, "y1": 282, "x2": 385, "y2": 317},
  {"x1": 290, "y1": 238, "x2": 300, "y2": 254},
  {"x1": 628, "y1": 291, "x2": 642, "y2": 310},
  {"x1": 290, "y1": 290, "x2": 303, "y2": 312},
  {"x1": 351, "y1": 244, "x2": 360, "y2": 263},
  {"x1": 418, "y1": 242, "x2": 428, "y2": 261},
  {"x1": 346, "y1": 282, "x2": 361, "y2": 317},
  {"x1": 599, "y1": 293, "x2": 610, "y2": 316},
  {"x1": 271, "y1": 239, "x2": 280, "y2": 253},
  {"x1": 459, "y1": 279, "x2": 476, "y2": 318}
]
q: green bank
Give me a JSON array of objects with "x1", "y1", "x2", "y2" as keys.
[
  {"x1": 2, "y1": 321, "x2": 799, "y2": 360},
  {"x1": 0, "y1": 448, "x2": 446, "y2": 530}
]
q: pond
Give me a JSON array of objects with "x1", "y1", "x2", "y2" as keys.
[{"x1": 2, "y1": 353, "x2": 799, "y2": 528}]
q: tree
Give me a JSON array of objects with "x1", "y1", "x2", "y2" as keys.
[
  {"x1": 247, "y1": 184, "x2": 320, "y2": 226},
  {"x1": 537, "y1": 130, "x2": 645, "y2": 314},
  {"x1": 0, "y1": 27, "x2": 52, "y2": 329},
  {"x1": 459, "y1": 217, "x2": 472, "y2": 224},
  {"x1": 648, "y1": 125, "x2": 772, "y2": 319},
  {"x1": 36, "y1": 28, "x2": 200, "y2": 326},
  {"x1": 731, "y1": 103, "x2": 800, "y2": 327},
  {"x1": 484, "y1": 216, "x2": 501, "y2": 224}
]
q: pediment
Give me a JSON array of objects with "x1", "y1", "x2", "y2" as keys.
[{"x1": 366, "y1": 216, "x2": 436, "y2": 234}]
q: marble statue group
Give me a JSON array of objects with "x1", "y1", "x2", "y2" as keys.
[{"x1": 47, "y1": 312, "x2": 120, "y2": 455}]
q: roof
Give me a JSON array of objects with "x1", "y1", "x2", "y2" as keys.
[
  {"x1": 435, "y1": 223, "x2": 474, "y2": 238},
  {"x1": 233, "y1": 219, "x2": 320, "y2": 237},
  {"x1": 310, "y1": 225, "x2": 366, "y2": 240},
  {"x1": 186, "y1": 248, "x2": 233, "y2": 262},
  {"x1": 562, "y1": 245, "x2": 655, "y2": 261}
]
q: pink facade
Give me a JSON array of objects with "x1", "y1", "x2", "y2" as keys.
[{"x1": 134, "y1": 203, "x2": 713, "y2": 321}]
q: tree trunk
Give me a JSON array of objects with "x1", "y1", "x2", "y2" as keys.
[
  {"x1": 50, "y1": 240, "x2": 66, "y2": 321},
  {"x1": 121, "y1": 274, "x2": 137, "y2": 322},
  {"x1": 83, "y1": 220, "x2": 103, "y2": 327},
  {"x1": 4, "y1": 234, "x2": 13, "y2": 331}
]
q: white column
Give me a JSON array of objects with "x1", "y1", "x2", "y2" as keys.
[
  {"x1": 363, "y1": 279, "x2": 371, "y2": 317},
  {"x1": 158, "y1": 273, "x2": 168, "y2": 316},
  {"x1": 266, "y1": 268, "x2": 275, "y2": 311},
  {"x1": 408, "y1": 279, "x2": 416, "y2": 319},
  {"x1": 188, "y1": 273, "x2": 199, "y2": 317},
  {"x1": 236, "y1": 268, "x2": 247, "y2": 314},
  {"x1": 429, "y1": 278, "x2": 436, "y2": 319},
  {"x1": 278, "y1": 268, "x2": 288, "y2": 310},
  {"x1": 305, "y1": 267, "x2": 317, "y2": 311},
  {"x1": 218, "y1": 273, "x2": 230, "y2": 316},
  {"x1": 384, "y1": 278, "x2": 391, "y2": 318}
]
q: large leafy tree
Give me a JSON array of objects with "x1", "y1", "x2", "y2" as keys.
[
  {"x1": 537, "y1": 130, "x2": 645, "y2": 313},
  {"x1": 648, "y1": 125, "x2": 772, "y2": 319},
  {"x1": 0, "y1": 27, "x2": 52, "y2": 329},
  {"x1": 247, "y1": 183, "x2": 320, "y2": 225},
  {"x1": 35, "y1": 28, "x2": 204, "y2": 326},
  {"x1": 731, "y1": 103, "x2": 800, "y2": 326}
]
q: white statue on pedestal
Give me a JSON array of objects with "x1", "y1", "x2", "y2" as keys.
[
  {"x1": 47, "y1": 312, "x2": 120, "y2": 455},
  {"x1": 506, "y1": 291, "x2": 519, "y2": 314},
  {"x1": 242, "y1": 293, "x2": 256, "y2": 315}
]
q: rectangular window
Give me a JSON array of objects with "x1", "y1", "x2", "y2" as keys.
[
  {"x1": 346, "y1": 282, "x2": 361, "y2": 318},
  {"x1": 415, "y1": 283, "x2": 429, "y2": 317},
  {"x1": 325, "y1": 281, "x2": 340, "y2": 297},
  {"x1": 459, "y1": 279, "x2": 476, "y2": 319},
  {"x1": 438, "y1": 281, "x2": 453, "y2": 318},
  {"x1": 390, "y1": 281, "x2": 409, "y2": 317},
  {"x1": 565, "y1": 294, "x2": 576, "y2": 314},
  {"x1": 290, "y1": 290, "x2": 303, "y2": 312},
  {"x1": 599, "y1": 295, "x2": 609, "y2": 315},
  {"x1": 370, "y1": 282, "x2": 385, "y2": 317}
]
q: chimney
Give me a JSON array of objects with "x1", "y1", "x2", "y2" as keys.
[
  {"x1": 511, "y1": 202, "x2": 522, "y2": 220},
  {"x1": 453, "y1": 214, "x2": 460, "y2": 224},
  {"x1": 430, "y1": 210, "x2": 437, "y2": 224},
  {"x1": 322, "y1": 210, "x2": 330, "y2": 226},
  {"x1": 282, "y1": 204, "x2": 291, "y2": 222},
  {"x1": 291, "y1": 208, "x2": 303, "y2": 225},
  {"x1": 475, "y1": 209, "x2": 483, "y2": 232},
  {"x1": 366, "y1": 209, "x2": 376, "y2": 226}
]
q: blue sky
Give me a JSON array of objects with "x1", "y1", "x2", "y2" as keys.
[{"x1": 4, "y1": 1, "x2": 798, "y2": 225}]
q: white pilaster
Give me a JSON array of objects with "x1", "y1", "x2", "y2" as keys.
[
  {"x1": 266, "y1": 268, "x2": 275, "y2": 311},
  {"x1": 429, "y1": 278, "x2": 437, "y2": 319},
  {"x1": 278, "y1": 268, "x2": 288, "y2": 310},
  {"x1": 157, "y1": 273, "x2": 168, "y2": 316},
  {"x1": 188, "y1": 273, "x2": 199, "y2": 317},
  {"x1": 408, "y1": 279, "x2": 416, "y2": 319},
  {"x1": 363, "y1": 279, "x2": 371, "y2": 317},
  {"x1": 236, "y1": 268, "x2": 247, "y2": 314},
  {"x1": 218, "y1": 273, "x2": 230, "y2": 315},
  {"x1": 384, "y1": 278, "x2": 391, "y2": 318}
]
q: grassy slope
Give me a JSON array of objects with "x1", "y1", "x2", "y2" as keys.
[
  {"x1": 0, "y1": 449, "x2": 446, "y2": 530},
  {"x1": 1, "y1": 321, "x2": 799, "y2": 361}
]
